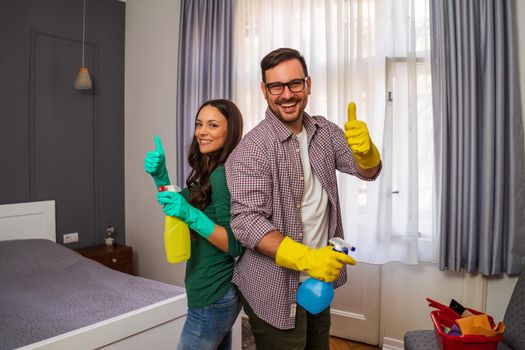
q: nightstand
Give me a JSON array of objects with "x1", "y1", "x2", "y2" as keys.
[{"x1": 75, "y1": 244, "x2": 134, "y2": 275}]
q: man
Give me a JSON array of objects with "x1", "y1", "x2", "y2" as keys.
[{"x1": 225, "y1": 48, "x2": 381, "y2": 349}]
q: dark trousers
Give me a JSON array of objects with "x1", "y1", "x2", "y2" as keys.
[{"x1": 239, "y1": 290, "x2": 331, "y2": 350}]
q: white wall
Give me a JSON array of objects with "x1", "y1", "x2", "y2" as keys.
[
  {"x1": 125, "y1": 0, "x2": 185, "y2": 286},
  {"x1": 124, "y1": 0, "x2": 525, "y2": 346}
]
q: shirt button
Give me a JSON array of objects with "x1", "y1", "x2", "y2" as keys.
[
  {"x1": 296, "y1": 148, "x2": 300, "y2": 152},
  {"x1": 296, "y1": 203, "x2": 301, "y2": 208},
  {"x1": 299, "y1": 176, "x2": 304, "y2": 181},
  {"x1": 298, "y1": 232, "x2": 303, "y2": 238}
]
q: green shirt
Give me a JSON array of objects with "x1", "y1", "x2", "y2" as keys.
[{"x1": 181, "y1": 164, "x2": 243, "y2": 308}]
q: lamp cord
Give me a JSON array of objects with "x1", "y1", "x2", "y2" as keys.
[{"x1": 81, "y1": 0, "x2": 86, "y2": 67}]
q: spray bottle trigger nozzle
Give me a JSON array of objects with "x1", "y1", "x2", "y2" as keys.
[{"x1": 328, "y1": 237, "x2": 356, "y2": 255}]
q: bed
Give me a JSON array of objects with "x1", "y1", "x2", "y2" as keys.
[{"x1": 0, "y1": 200, "x2": 188, "y2": 350}]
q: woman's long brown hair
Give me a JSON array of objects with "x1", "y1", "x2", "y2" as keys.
[{"x1": 186, "y1": 99, "x2": 243, "y2": 210}]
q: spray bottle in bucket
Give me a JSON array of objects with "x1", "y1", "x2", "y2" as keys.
[
  {"x1": 158, "y1": 185, "x2": 191, "y2": 264},
  {"x1": 296, "y1": 238, "x2": 355, "y2": 314}
]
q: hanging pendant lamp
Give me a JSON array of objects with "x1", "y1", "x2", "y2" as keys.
[{"x1": 74, "y1": 0, "x2": 92, "y2": 90}]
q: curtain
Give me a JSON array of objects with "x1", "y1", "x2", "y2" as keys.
[
  {"x1": 176, "y1": 0, "x2": 235, "y2": 185},
  {"x1": 430, "y1": 0, "x2": 525, "y2": 275},
  {"x1": 234, "y1": 0, "x2": 433, "y2": 264}
]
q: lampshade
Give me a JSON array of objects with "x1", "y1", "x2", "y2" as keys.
[
  {"x1": 74, "y1": 67, "x2": 92, "y2": 90},
  {"x1": 74, "y1": 0, "x2": 92, "y2": 90}
]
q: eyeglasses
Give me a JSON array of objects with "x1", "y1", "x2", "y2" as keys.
[{"x1": 264, "y1": 77, "x2": 308, "y2": 95}]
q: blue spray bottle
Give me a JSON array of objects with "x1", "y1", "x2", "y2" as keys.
[{"x1": 296, "y1": 238, "x2": 356, "y2": 314}]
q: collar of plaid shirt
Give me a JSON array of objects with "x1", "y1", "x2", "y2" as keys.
[{"x1": 264, "y1": 107, "x2": 321, "y2": 143}]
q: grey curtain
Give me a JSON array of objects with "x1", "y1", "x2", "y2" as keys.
[
  {"x1": 430, "y1": 0, "x2": 525, "y2": 275},
  {"x1": 176, "y1": 0, "x2": 234, "y2": 185}
]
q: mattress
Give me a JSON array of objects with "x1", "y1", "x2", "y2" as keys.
[{"x1": 0, "y1": 239, "x2": 185, "y2": 350}]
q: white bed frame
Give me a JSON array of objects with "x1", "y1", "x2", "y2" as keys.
[{"x1": 0, "y1": 200, "x2": 188, "y2": 350}]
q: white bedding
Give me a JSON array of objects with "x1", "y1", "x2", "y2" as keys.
[
  {"x1": 0, "y1": 200, "x2": 189, "y2": 350},
  {"x1": 0, "y1": 239, "x2": 186, "y2": 349}
]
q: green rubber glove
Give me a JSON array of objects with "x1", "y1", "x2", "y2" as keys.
[
  {"x1": 344, "y1": 102, "x2": 381, "y2": 169},
  {"x1": 157, "y1": 191, "x2": 215, "y2": 239},
  {"x1": 144, "y1": 135, "x2": 170, "y2": 188},
  {"x1": 275, "y1": 237, "x2": 356, "y2": 282}
]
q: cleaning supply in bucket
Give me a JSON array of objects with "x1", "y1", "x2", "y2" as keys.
[
  {"x1": 296, "y1": 238, "x2": 355, "y2": 314},
  {"x1": 158, "y1": 185, "x2": 191, "y2": 264}
]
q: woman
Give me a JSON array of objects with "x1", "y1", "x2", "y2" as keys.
[{"x1": 144, "y1": 99, "x2": 244, "y2": 350}]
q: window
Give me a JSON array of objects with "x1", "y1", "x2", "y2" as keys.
[{"x1": 234, "y1": 0, "x2": 433, "y2": 264}]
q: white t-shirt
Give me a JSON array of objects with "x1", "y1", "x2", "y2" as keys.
[{"x1": 296, "y1": 127, "x2": 330, "y2": 282}]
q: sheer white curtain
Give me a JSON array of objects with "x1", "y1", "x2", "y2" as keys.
[{"x1": 233, "y1": 0, "x2": 433, "y2": 264}]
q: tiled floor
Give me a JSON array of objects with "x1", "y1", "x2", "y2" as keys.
[{"x1": 242, "y1": 317, "x2": 380, "y2": 350}]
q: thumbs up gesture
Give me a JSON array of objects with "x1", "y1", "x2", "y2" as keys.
[
  {"x1": 344, "y1": 102, "x2": 381, "y2": 169},
  {"x1": 144, "y1": 135, "x2": 170, "y2": 187}
]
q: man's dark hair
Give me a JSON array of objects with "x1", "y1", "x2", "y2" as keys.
[{"x1": 260, "y1": 48, "x2": 308, "y2": 83}]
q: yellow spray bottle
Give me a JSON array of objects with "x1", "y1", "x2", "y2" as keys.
[{"x1": 158, "y1": 185, "x2": 191, "y2": 263}]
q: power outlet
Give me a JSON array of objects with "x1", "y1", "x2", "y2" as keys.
[{"x1": 63, "y1": 232, "x2": 79, "y2": 244}]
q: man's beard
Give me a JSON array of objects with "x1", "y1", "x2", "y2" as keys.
[{"x1": 269, "y1": 96, "x2": 303, "y2": 124}]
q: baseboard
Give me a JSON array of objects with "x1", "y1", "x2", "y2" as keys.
[
  {"x1": 381, "y1": 337, "x2": 404, "y2": 350},
  {"x1": 330, "y1": 307, "x2": 366, "y2": 320}
]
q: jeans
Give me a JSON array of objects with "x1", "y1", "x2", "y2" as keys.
[{"x1": 177, "y1": 286, "x2": 241, "y2": 350}]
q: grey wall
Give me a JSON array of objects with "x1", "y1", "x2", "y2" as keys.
[
  {"x1": 125, "y1": 0, "x2": 184, "y2": 285},
  {"x1": 0, "y1": 0, "x2": 125, "y2": 248}
]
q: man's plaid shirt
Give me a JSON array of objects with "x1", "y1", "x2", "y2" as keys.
[{"x1": 225, "y1": 108, "x2": 380, "y2": 329}]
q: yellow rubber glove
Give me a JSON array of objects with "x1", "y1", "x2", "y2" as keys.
[
  {"x1": 275, "y1": 237, "x2": 356, "y2": 282},
  {"x1": 344, "y1": 102, "x2": 381, "y2": 169}
]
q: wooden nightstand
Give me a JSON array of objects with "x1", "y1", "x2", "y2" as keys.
[{"x1": 76, "y1": 244, "x2": 134, "y2": 275}]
